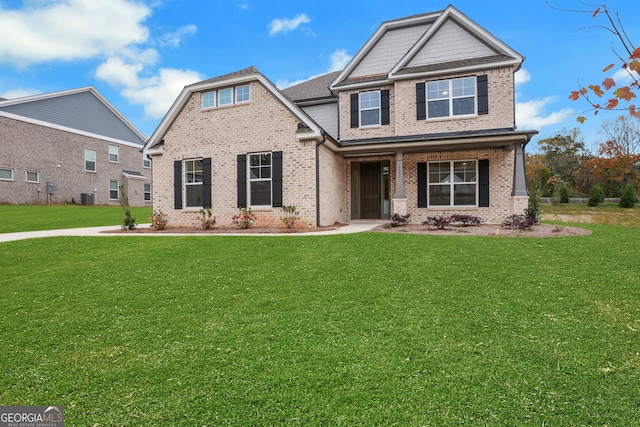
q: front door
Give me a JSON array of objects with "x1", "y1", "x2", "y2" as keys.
[{"x1": 351, "y1": 161, "x2": 390, "y2": 220}]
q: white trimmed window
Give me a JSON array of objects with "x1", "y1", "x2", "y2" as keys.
[
  {"x1": 428, "y1": 160, "x2": 477, "y2": 206},
  {"x1": 144, "y1": 183, "x2": 151, "y2": 201},
  {"x1": 249, "y1": 152, "x2": 271, "y2": 206},
  {"x1": 427, "y1": 77, "x2": 476, "y2": 119},
  {"x1": 109, "y1": 145, "x2": 119, "y2": 163},
  {"x1": 26, "y1": 171, "x2": 39, "y2": 183},
  {"x1": 184, "y1": 159, "x2": 203, "y2": 208},
  {"x1": 359, "y1": 91, "x2": 381, "y2": 126},
  {"x1": 235, "y1": 85, "x2": 250, "y2": 103},
  {"x1": 218, "y1": 88, "x2": 233, "y2": 106},
  {"x1": 202, "y1": 91, "x2": 216, "y2": 108},
  {"x1": 143, "y1": 155, "x2": 151, "y2": 168},
  {"x1": 109, "y1": 180, "x2": 119, "y2": 200},
  {"x1": 0, "y1": 168, "x2": 13, "y2": 181},
  {"x1": 85, "y1": 149, "x2": 96, "y2": 172}
]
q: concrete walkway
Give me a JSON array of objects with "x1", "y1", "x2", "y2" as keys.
[{"x1": 0, "y1": 222, "x2": 384, "y2": 243}]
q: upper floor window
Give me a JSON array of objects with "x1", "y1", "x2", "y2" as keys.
[
  {"x1": 360, "y1": 91, "x2": 381, "y2": 126},
  {"x1": 26, "y1": 171, "x2": 39, "y2": 183},
  {"x1": 427, "y1": 77, "x2": 476, "y2": 119},
  {"x1": 109, "y1": 145, "x2": 119, "y2": 163},
  {"x1": 202, "y1": 91, "x2": 216, "y2": 108},
  {"x1": 218, "y1": 88, "x2": 233, "y2": 106},
  {"x1": 143, "y1": 155, "x2": 151, "y2": 168},
  {"x1": 235, "y1": 85, "x2": 250, "y2": 103},
  {"x1": 0, "y1": 168, "x2": 13, "y2": 181},
  {"x1": 85, "y1": 149, "x2": 96, "y2": 172},
  {"x1": 144, "y1": 183, "x2": 151, "y2": 202}
]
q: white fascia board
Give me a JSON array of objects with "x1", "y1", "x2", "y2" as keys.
[
  {"x1": 0, "y1": 111, "x2": 144, "y2": 149},
  {"x1": 331, "y1": 78, "x2": 392, "y2": 92},
  {"x1": 390, "y1": 59, "x2": 523, "y2": 81},
  {"x1": 146, "y1": 72, "x2": 323, "y2": 150},
  {"x1": 122, "y1": 171, "x2": 147, "y2": 180}
]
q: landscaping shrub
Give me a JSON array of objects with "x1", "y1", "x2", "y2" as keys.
[
  {"x1": 618, "y1": 184, "x2": 637, "y2": 208},
  {"x1": 525, "y1": 191, "x2": 542, "y2": 224},
  {"x1": 502, "y1": 214, "x2": 536, "y2": 230},
  {"x1": 423, "y1": 215, "x2": 452, "y2": 230},
  {"x1": 150, "y1": 210, "x2": 168, "y2": 230},
  {"x1": 390, "y1": 213, "x2": 410, "y2": 227},
  {"x1": 559, "y1": 182, "x2": 570, "y2": 203},
  {"x1": 118, "y1": 184, "x2": 136, "y2": 230},
  {"x1": 449, "y1": 214, "x2": 482, "y2": 227},
  {"x1": 232, "y1": 208, "x2": 257, "y2": 228},
  {"x1": 198, "y1": 208, "x2": 216, "y2": 229},
  {"x1": 280, "y1": 205, "x2": 300, "y2": 229},
  {"x1": 588, "y1": 184, "x2": 605, "y2": 207}
]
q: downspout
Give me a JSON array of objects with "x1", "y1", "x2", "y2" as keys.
[{"x1": 315, "y1": 133, "x2": 327, "y2": 227}]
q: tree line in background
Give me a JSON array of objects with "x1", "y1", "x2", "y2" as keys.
[{"x1": 526, "y1": 115, "x2": 639, "y2": 207}]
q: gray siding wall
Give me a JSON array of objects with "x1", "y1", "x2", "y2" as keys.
[
  {"x1": 301, "y1": 103, "x2": 339, "y2": 139},
  {"x1": 0, "y1": 91, "x2": 145, "y2": 145},
  {"x1": 0, "y1": 115, "x2": 151, "y2": 206}
]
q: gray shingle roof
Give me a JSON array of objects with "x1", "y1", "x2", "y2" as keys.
[
  {"x1": 281, "y1": 71, "x2": 340, "y2": 102},
  {"x1": 188, "y1": 66, "x2": 260, "y2": 87}
]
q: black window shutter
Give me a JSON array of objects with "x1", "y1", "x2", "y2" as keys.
[
  {"x1": 477, "y1": 75, "x2": 488, "y2": 115},
  {"x1": 272, "y1": 151, "x2": 283, "y2": 207},
  {"x1": 202, "y1": 157, "x2": 212, "y2": 208},
  {"x1": 350, "y1": 93, "x2": 359, "y2": 128},
  {"x1": 237, "y1": 154, "x2": 247, "y2": 208},
  {"x1": 174, "y1": 160, "x2": 182, "y2": 210},
  {"x1": 381, "y1": 90, "x2": 390, "y2": 125},
  {"x1": 417, "y1": 162, "x2": 427, "y2": 208},
  {"x1": 479, "y1": 159, "x2": 490, "y2": 207},
  {"x1": 416, "y1": 82, "x2": 426, "y2": 120}
]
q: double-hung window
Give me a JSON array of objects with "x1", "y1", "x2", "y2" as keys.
[
  {"x1": 249, "y1": 153, "x2": 271, "y2": 206},
  {"x1": 427, "y1": 77, "x2": 476, "y2": 118},
  {"x1": 85, "y1": 149, "x2": 96, "y2": 172},
  {"x1": 143, "y1": 155, "x2": 151, "y2": 168},
  {"x1": 144, "y1": 183, "x2": 151, "y2": 201},
  {"x1": 184, "y1": 159, "x2": 204, "y2": 208},
  {"x1": 428, "y1": 160, "x2": 477, "y2": 206},
  {"x1": 109, "y1": 180, "x2": 119, "y2": 200},
  {"x1": 359, "y1": 91, "x2": 381, "y2": 126},
  {"x1": 109, "y1": 145, "x2": 119, "y2": 163}
]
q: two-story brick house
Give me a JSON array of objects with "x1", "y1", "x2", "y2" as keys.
[{"x1": 144, "y1": 6, "x2": 537, "y2": 227}]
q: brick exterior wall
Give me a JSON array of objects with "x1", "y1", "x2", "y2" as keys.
[
  {"x1": 0, "y1": 115, "x2": 151, "y2": 206},
  {"x1": 318, "y1": 143, "x2": 346, "y2": 226},
  {"x1": 339, "y1": 66, "x2": 517, "y2": 142},
  {"x1": 151, "y1": 80, "x2": 320, "y2": 228}
]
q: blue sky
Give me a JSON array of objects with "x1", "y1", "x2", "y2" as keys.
[{"x1": 0, "y1": 0, "x2": 638, "y2": 150}]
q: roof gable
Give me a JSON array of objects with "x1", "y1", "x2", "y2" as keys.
[
  {"x1": 0, "y1": 87, "x2": 146, "y2": 145},
  {"x1": 331, "y1": 5, "x2": 522, "y2": 90}
]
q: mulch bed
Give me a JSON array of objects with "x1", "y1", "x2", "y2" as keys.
[{"x1": 372, "y1": 223, "x2": 591, "y2": 237}]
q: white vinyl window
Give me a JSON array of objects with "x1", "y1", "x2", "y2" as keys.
[
  {"x1": 143, "y1": 155, "x2": 151, "y2": 169},
  {"x1": 85, "y1": 149, "x2": 96, "y2": 172},
  {"x1": 202, "y1": 91, "x2": 216, "y2": 108},
  {"x1": 235, "y1": 85, "x2": 250, "y2": 103},
  {"x1": 248, "y1": 152, "x2": 272, "y2": 206},
  {"x1": 144, "y1": 183, "x2": 151, "y2": 201},
  {"x1": 428, "y1": 160, "x2": 477, "y2": 206},
  {"x1": 109, "y1": 180, "x2": 119, "y2": 200},
  {"x1": 184, "y1": 159, "x2": 203, "y2": 208},
  {"x1": 0, "y1": 168, "x2": 13, "y2": 181},
  {"x1": 26, "y1": 171, "x2": 39, "y2": 183},
  {"x1": 218, "y1": 88, "x2": 233, "y2": 106},
  {"x1": 109, "y1": 145, "x2": 119, "y2": 163},
  {"x1": 427, "y1": 77, "x2": 476, "y2": 119},
  {"x1": 359, "y1": 91, "x2": 381, "y2": 126}
]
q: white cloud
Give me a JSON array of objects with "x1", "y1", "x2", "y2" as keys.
[
  {"x1": 515, "y1": 68, "x2": 531, "y2": 86},
  {"x1": 160, "y1": 24, "x2": 197, "y2": 48},
  {"x1": 516, "y1": 97, "x2": 574, "y2": 129},
  {"x1": 269, "y1": 13, "x2": 310, "y2": 36},
  {"x1": 0, "y1": 88, "x2": 42, "y2": 99},
  {"x1": 610, "y1": 67, "x2": 639, "y2": 85},
  {"x1": 0, "y1": 0, "x2": 150, "y2": 66}
]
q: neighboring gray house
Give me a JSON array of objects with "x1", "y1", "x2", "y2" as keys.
[{"x1": 0, "y1": 87, "x2": 152, "y2": 206}]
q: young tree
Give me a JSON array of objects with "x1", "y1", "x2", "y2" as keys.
[
  {"x1": 536, "y1": 128, "x2": 592, "y2": 193},
  {"x1": 549, "y1": 2, "x2": 640, "y2": 121}
]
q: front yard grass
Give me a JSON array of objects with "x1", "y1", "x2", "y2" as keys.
[
  {"x1": 0, "y1": 205, "x2": 152, "y2": 233},
  {"x1": 1, "y1": 226, "x2": 639, "y2": 425}
]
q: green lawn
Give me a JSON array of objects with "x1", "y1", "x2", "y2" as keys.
[
  {"x1": 0, "y1": 205, "x2": 152, "y2": 233},
  {"x1": 1, "y1": 226, "x2": 639, "y2": 425}
]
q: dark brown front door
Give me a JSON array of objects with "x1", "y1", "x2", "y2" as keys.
[{"x1": 361, "y1": 162, "x2": 382, "y2": 219}]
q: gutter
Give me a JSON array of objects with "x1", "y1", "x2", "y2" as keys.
[{"x1": 315, "y1": 133, "x2": 327, "y2": 227}]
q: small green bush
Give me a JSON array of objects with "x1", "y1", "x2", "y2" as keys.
[
  {"x1": 525, "y1": 191, "x2": 542, "y2": 224},
  {"x1": 559, "y1": 182, "x2": 570, "y2": 203},
  {"x1": 618, "y1": 184, "x2": 637, "y2": 208},
  {"x1": 588, "y1": 185, "x2": 605, "y2": 207}
]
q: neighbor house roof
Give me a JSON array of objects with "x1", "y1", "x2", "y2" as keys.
[
  {"x1": 0, "y1": 87, "x2": 146, "y2": 146},
  {"x1": 281, "y1": 71, "x2": 340, "y2": 104}
]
